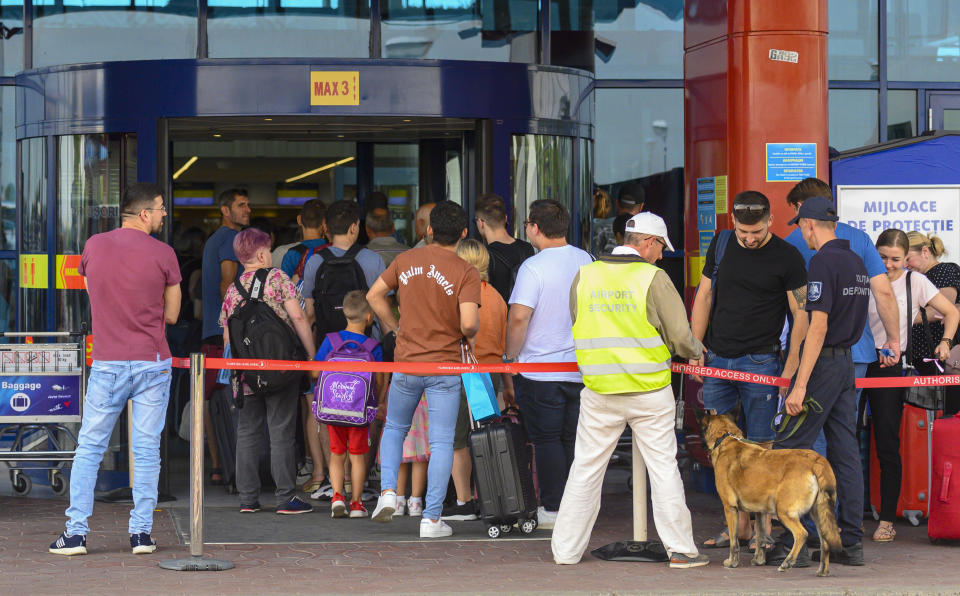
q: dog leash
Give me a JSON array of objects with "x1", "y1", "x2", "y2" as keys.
[{"x1": 770, "y1": 396, "x2": 823, "y2": 442}]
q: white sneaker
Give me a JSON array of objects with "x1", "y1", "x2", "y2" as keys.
[
  {"x1": 419, "y1": 518, "x2": 453, "y2": 538},
  {"x1": 407, "y1": 499, "x2": 424, "y2": 517},
  {"x1": 370, "y1": 491, "x2": 397, "y2": 522},
  {"x1": 537, "y1": 506, "x2": 558, "y2": 530},
  {"x1": 393, "y1": 498, "x2": 407, "y2": 517}
]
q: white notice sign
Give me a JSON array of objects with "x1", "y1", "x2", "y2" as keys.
[{"x1": 837, "y1": 185, "x2": 960, "y2": 263}]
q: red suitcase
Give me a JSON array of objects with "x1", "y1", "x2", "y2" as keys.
[
  {"x1": 869, "y1": 404, "x2": 936, "y2": 525},
  {"x1": 929, "y1": 412, "x2": 960, "y2": 541}
]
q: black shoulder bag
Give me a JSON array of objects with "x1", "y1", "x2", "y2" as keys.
[{"x1": 904, "y1": 271, "x2": 945, "y2": 411}]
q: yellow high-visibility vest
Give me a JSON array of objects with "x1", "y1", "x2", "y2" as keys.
[{"x1": 571, "y1": 260, "x2": 672, "y2": 394}]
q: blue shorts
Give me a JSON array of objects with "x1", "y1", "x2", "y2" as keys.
[{"x1": 702, "y1": 350, "x2": 781, "y2": 442}]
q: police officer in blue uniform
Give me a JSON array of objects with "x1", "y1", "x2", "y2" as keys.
[{"x1": 775, "y1": 196, "x2": 870, "y2": 566}]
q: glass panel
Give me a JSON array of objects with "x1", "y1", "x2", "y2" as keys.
[
  {"x1": 0, "y1": 1, "x2": 24, "y2": 75},
  {"x1": 374, "y1": 143, "x2": 419, "y2": 246},
  {"x1": 593, "y1": 0, "x2": 683, "y2": 79},
  {"x1": 445, "y1": 148, "x2": 462, "y2": 204},
  {"x1": 381, "y1": 0, "x2": 536, "y2": 61},
  {"x1": 828, "y1": 0, "x2": 878, "y2": 80},
  {"x1": 57, "y1": 134, "x2": 124, "y2": 332},
  {"x1": 944, "y1": 110, "x2": 960, "y2": 131},
  {"x1": 829, "y1": 89, "x2": 878, "y2": 151},
  {"x1": 594, "y1": 88, "x2": 683, "y2": 185},
  {"x1": 887, "y1": 89, "x2": 916, "y2": 140},
  {"x1": 32, "y1": 0, "x2": 197, "y2": 67},
  {"x1": 20, "y1": 137, "x2": 45, "y2": 253},
  {"x1": 887, "y1": 0, "x2": 960, "y2": 82},
  {"x1": 0, "y1": 259, "x2": 13, "y2": 334},
  {"x1": 510, "y1": 134, "x2": 573, "y2": 242},
  {"x1": 0, "y1": 88, "x2": 15, "y2": 251},
  {"x1": 578, "y1": 138, "x2": 594, "y2": 252},
  {"x1": 209, "y1": 0, "x2": 370, "y2": 58}
]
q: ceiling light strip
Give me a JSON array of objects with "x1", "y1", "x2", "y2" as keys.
[
  {"x1": 284, "y1": 157, "x2": 355, "y2": 183},
  {"x1": 172, "y1": 156, "x2": 199, "y2": 180}
]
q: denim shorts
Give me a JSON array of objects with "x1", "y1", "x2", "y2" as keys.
[{"x1": 701, "y1": 350, "x2": 781, "y2": 442}]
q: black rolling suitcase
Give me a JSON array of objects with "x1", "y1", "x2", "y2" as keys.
[
  {"x1": 209, "y1": 385, "x2": 272, "y2": 494},
  {"x1": 469, "y1": 420, "x2": 539, "y2": 538}
]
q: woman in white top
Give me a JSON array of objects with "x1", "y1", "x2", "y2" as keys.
[{"x1": 865, "y1": 229, "x2": 959, "y2": 543}]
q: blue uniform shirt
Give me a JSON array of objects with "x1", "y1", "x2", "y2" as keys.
[
  {"x1": 201, "y1": 226, "x2": 239, "y2": 340},
  {"x1": 805, "y1": 238, "x2": 870, "y2": 348},
  {"x1": 786, "y1": 223, "x2": 885, "y2": 363}
]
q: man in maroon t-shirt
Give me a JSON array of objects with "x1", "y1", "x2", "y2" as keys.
[{"x1": 50, "y1": 183, "x2": 181, "y2": 557}]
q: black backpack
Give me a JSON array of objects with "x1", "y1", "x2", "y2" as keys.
[
  {"x1": 311, "y1": 245, "x2": 369, "y2": 340},
  {"x1": 227, "y1": 268, "x2": 306, "y2": 404}
]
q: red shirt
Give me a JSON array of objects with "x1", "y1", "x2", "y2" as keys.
[{"x1": 79, "y1": 228, "x2": 181, "y2": 361}]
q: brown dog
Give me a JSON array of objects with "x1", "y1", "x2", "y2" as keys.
[{"x1": 699, "y1": 412, "x2": 843, "y2": 576}]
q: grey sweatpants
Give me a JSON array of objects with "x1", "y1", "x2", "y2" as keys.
[{"x1": 236, "y1": 385, "x2": 299, "y2": 506}]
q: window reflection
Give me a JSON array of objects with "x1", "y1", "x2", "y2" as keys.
[
  {"x1": 208, "y1": 0, "x2": 370, "y2": 58},
  {"x1": 888, "y1": 90, "x2": 916, "y2": 140},
  {"x1": 32, "y1": 0, "x2": 196, "y2": 67},
  {"x1": 0, "y1": 1, "x2": 23, "y2": 75},
  {"x1": 829, "y1": 89, "x2": 878, "y2": 151},
  {"x1": 0, "y1": 88, "x2": 14, "y2": 252},
  {"x1": 593, "y1": 0, "x2": 683, "y2": 79},
  {"x1": 373, "y1": 143, "x2": 419, "y2": 246},
  {"x1": 381, "y1": 0, "x2": 537, "y2": 62},
  {"x1": 888, "y1": 0, "x2": 960, "y2": 82},
  {"x1": 19, "y1": 137, "x2": 45, "y2": 332},
  {"x1": 510, "y1": 134, "x2": 573, "y2": 241},
  {"x1": 828, "y1": 0, "x2": 878, "y2": 81},
  {"x1": 0, "y1": 259, "x2": 13, "y2": 334}
]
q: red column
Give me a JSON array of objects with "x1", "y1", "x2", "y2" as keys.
[{"x1": 683, "y1": 0, "x2": 828, "y2": 301}]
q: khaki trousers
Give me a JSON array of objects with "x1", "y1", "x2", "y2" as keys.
[{"x1": 551, "y1": 384, "x2": 699, "y2": 564}]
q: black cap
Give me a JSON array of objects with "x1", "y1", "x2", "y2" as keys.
[{"x1": 788, "y1": 196, "x2": 839, "y2": 226}]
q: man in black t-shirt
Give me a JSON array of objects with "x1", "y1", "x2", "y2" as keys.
[
  {"x1": 690, "y1": 190, "x2": 808, "y2": 547},
  {"x1": 474, "y1": 193, "x2": 535, "y2": 302},
  {"x1": 774, "y1": 196, "x2": 869, "y2": 567}
]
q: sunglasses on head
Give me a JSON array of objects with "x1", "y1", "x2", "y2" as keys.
[{"x1": 732, "y1": 204, "x2": 767, "y2": 213}]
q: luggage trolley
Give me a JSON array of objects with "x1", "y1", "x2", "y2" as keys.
[{"x1": 0, "y1": 331, "x2": 86, "y2": 496}]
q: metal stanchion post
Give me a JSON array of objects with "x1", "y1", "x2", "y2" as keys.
[{"x1": 159, "y1": 352, "x2": 233, "y2": 572}]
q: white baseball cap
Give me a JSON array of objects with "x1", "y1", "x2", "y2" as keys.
[{"x1": 624, "y1": 212, "x2": 674, "y2": 252}]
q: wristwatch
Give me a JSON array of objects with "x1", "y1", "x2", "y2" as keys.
[
  {"x1": 502, "y1": 354, "x2": 516, "y2": 364},
  {"x1": 941, "y1": 337, "x2": 955, "y2": 348}
]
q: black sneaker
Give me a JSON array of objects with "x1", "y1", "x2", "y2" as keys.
[
  {"x1": 276, "y1": 496, "x2": 313, "y2": 515},
  {"x1": 813, "y1": 542, "x2": 863, "y2": 566},
  {"x1": 441, "y1": 500, "x2": 479, "y2": 521},
  {"x1": 49, "y1": 531, "x2": 87, "y2": 556},
  {"x1": 130, "y1": 533, "x2": 157, "y2": 554},
  {"x1": 240, "y1": 501, "x2": 261, "y2": 513},
  {"x1": 765, "y1": 540, "x2": 810, "y2": 568}
]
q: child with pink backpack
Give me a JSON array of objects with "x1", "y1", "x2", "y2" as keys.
[{"x1": 313, "y1": 290, "x2": 388, "y2": 518}]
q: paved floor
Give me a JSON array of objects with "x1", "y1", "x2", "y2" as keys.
[{"x1": 4, "y1": 484, "x2": 960, "y2": 595}]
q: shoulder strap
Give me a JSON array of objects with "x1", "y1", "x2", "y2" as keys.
[
  {"x1": 250, "y1": 268, "x2": 272, "y2": 301},
  {"x1": 360, "y1": 337, "x2": 379, "y2": 353},
  {"x1": 326, "y1": 332, "x2": 345, "y2": 352},
  {"x1": 344, "y1": 243, "x2": 362, "y2": 260},
  {"x1": 233, "y1": 277, "x2": 251, "y2": 301},
  {"x1": 906, "y1": 271, "x2": 914, "y2": 366},
  {"x1": 712, "y1": 230, "x2": 733, "y2": 280}
]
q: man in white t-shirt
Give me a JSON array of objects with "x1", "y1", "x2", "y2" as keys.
[{"x1": 503, "y1": 199, "x2": 593, "y2": 529}]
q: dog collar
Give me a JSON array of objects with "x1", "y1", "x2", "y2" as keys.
[{"x1": 712, "y1": 431, "x2": 733, "y2": 451}]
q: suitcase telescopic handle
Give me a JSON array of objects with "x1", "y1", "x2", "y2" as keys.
[{"x1": 940, "y1": 462, "x2": 953, "y2": 503}]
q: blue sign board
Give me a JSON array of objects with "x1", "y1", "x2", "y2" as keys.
[
  {"x1": 696, "y1": 177, "x2": 716, "y2": 231},
  {"x1": 699, "y1": 231, "x2": 715, "y2": 254},
  {"x1": 0, "y1": 375, "x2": 81, "y2": 421},
  {"x1": 766, "y1": 143, "x2": 817, "y2": 182}
]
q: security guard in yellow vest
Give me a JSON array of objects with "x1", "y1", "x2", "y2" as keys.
[{"x1": 551, "y1": 213, "x2": 708, "y2": 569}]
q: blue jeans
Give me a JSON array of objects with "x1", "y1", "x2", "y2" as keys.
[
  {"x1": 65, "y1": 358, "x2": 172, "y2": 536},
  {"x1": 702, "y1": 351, "x2": 780, "y2": 442},
  {"x1": 380, "y1": 373, "x2": 461, "y2": 520}
]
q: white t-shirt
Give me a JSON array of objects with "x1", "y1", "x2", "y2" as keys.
[
  {"x1": 869, "y1": 270, "x2": 940, "y2": 351},
  {"x1": 509, "y1": 244, "x2": 594, "y2": 382}
]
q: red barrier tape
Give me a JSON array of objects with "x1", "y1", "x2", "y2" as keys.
[{"x1": 171, "y1": 357, "x2": 960, "y2": 389}]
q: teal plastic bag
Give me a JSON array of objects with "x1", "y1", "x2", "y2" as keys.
[{"x1": 463, "y1": 371, "x2": 499, "y2": 422}]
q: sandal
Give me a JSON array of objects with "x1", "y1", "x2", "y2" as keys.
[
  {"x1": 872, "y1": 523, "x2": 896, "y2": 542},
  {"x1": 209, "y1": 467, "x2": 224, "y2": 485},
  {"x1": 701, "y1": 530, "x2": 750, "y2": 549},
  {"x1": 749, "y1": 535, "x2": 775, "y2": 551},
  {"x1": 300, "y1": 478, "x2": 325, "y2": 493}
]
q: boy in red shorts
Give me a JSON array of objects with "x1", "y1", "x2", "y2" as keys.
[{"x1": 314, "y1": 290, "x2": 387, "y2": 518}]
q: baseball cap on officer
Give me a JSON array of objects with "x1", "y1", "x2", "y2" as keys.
[
  {"x1": 625, "y1": 212, "x2": 675, "y2": 252},
  {"x1": 787, "y1": 195, "x2": 839, "y2": 226}
]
